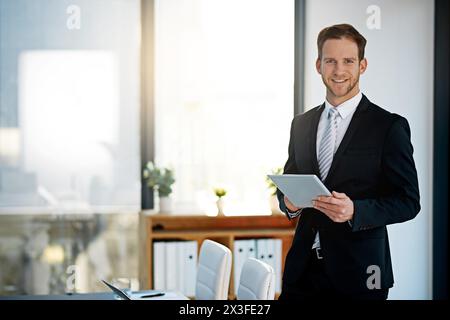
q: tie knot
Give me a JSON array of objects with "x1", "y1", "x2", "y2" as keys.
[{"x1": 328, "y1": 108, "x2": 339, "y2": 120}]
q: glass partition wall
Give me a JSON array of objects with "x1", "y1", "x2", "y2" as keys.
[{"x1": 0, "y1": 0, "x2": 141, "y2": 294}]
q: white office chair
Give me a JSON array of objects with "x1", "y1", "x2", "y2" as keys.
[
  {"x1": 195, "y1": 239, "x2": 232, "y2": 300},
  {"x1": 237, "y1": 258, "x2": 275, "y2": 300}
]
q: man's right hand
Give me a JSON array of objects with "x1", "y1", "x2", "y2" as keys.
[{"x1": 284, "y1": 196, "x2": 301, "y2": 212}]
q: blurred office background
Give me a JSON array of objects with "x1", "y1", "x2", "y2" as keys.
[{"x1": 0, "y1": 0, "x2": 447, "y2": 299}]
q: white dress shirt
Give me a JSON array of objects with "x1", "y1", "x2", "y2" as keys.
[{"x1": 287, "y1": 91, "x2": 362, "y2": 250}]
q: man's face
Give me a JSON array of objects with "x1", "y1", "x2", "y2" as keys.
[{"x1": 316, "y1": 37, "x2": 367, "y2": 104}]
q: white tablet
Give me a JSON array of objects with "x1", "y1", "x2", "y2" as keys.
[{"x1": 267, "y1": 174, "x2": 331, "y2": 208}]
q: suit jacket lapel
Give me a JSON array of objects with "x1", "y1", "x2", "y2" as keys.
[
  {"x1": 325, "y1": 94, "x2": 371, "y2": 184},
  {"x1": 309, "y1": 103, "x2": 325, "y2": 178}
]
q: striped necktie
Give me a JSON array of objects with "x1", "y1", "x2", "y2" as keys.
[{"x1": 318, "y1": 107, "x2": 339, "y2": 181}]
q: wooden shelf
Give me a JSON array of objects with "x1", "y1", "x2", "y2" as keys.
[
  {"x1": 150, "y1": 229, "x2": 295, "y2": 238},
  {"x1": 138, "y1": 213, "x2": 296, "y2": 300}
]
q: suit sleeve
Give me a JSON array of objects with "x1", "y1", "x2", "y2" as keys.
[
  {"x1": 277, "y1": 117, "x2": 299, "y2": 219},
  {"x1": 351, "y1": 116, "x2": 421, "y2": 231}
]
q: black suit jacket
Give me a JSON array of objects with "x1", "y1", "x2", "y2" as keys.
[{"x1": 277, "y1": 94, "x2": 420, "y2": 294}]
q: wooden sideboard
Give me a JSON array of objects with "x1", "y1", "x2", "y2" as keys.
[{"x1": 138, "y1": 213, "x2": 297, "y2": 299}]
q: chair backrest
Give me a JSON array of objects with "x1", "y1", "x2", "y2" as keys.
[
  {"x1": 237, "y1": 258, "x2": 275, "y2": 300},
  {"x1": 195, "y1": 239, "x2": 232, "y2": 300}
]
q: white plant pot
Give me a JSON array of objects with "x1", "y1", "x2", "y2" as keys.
[{"x1": 159, "y1": 196, "x2": 172, "y2": 213}]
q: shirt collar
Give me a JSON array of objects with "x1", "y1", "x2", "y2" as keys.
[{"x1": 324, "y1": 91, "x2": 362, "y2": 119}]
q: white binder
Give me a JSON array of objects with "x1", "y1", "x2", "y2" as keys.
[
  {"x1": 266, "y1": 239, "x2": 282, "y2": 293},
  {"x1": 233, "y1": 239, "x2": 256, "y2": 295},
  {"x1": 256, "y1": 238, "x2": 283, "y2": 293},
  {"x1": 176, "y1": 241, "x2": 186, "y2": 294},
  {"x1": 165, "y1": 242, "x2": 177, "y2": 290},
  {"x1": 183, "y1": 241, "x2": 198, "y2": 297},
  {"x1": 256, "y1": 238, "x2": 268, "y2": 263},
  {"x1": 153, "y1": 241, "x2": 165, "y2": 290}
]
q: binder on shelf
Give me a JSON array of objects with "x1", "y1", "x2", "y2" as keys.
[
  {"x1": 256, "y1": 238, "x2": 268, "y2": 262},
  {"x1": 183, "y1": 241, "x2": 198, "y2": 297},
  {"x1": 266, "y1": 239, "x2": 282, "y2": 293},
  {"x1": 256, "y1": 238, "x2": 282, "y2": 293},
  {"x1": 165, "y1": 241, "x2": 178, "y2": 290},
  {"x1": 176, "y1": 241, "x2": 186, "y2": 294},
  {"x1": 233, "y1": 239, "x2": 256, "y2": 295},
  {"x1": 153, "y1": 241, "x2": 165, "y2": 290}
]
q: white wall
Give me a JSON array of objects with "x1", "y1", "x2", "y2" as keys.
[{"x1": 304, "y1": 0, "x2": 433, "y2": 299}]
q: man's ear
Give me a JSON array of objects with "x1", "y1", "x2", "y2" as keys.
[
  {"x1": 316, "y1": 58, "x2": 322, "y2": 74},
  {"x1": 359, "y1": 58, "x2": 368, "y2": 74}
]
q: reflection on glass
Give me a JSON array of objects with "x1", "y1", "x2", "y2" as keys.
[
  {"x1": 18, "y1": 50, "x2": 119, "y2": 213},
  {"x1": 0, "y1": 213, "x2": 138, "y2": 295}
]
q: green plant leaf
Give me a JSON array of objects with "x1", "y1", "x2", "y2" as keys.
[{"x1": 142, "y1": 161, "x2": 175, "y2": 196}]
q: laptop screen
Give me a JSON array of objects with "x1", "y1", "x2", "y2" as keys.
[{"x1": 101, "y1": 280, "x2": 131, "y2": 300}]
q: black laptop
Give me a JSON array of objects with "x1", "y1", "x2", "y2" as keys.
[{"x1": 101, "y1": 280, "x2": 165, "y2": 300}]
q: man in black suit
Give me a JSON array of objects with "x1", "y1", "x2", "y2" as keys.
[{"x1": 277, "y1": 24, "x2": 420, "y2": 300}]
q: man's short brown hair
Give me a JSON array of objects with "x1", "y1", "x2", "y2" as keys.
[{"x1": 317, "y1": 24, "x2": 367, "y2": 61}]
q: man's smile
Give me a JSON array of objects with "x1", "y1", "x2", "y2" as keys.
[{"x1": 331, "y1": 78, "x2": 348, "y2": 83}]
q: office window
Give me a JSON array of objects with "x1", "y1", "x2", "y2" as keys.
[
  {"x1": 0, "y1": 0, "x2": 141, "y2": 213},
  {"x1": 0, "y1": 0, "x2": 140, "y2": 295},
  {"x1": 154, "y1": 0, "x2": 294, "y2": 214}
]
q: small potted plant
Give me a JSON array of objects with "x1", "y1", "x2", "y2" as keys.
[
  {"x1": 213, "y1": 187, "x2": 227, "y2": 216},
  {"x1": 266, "y1": 167, "x2": 283, "y2": 214},
  {"x1": 143, "y1": 161, "x2": 175, "y2": 213}
]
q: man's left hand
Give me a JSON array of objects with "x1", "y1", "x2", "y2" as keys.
[{"x1": 313, "y1": 191, "x2": 354, "y2": 223}]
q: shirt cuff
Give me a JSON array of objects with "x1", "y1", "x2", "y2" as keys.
[{"x1": 287, "y1": 207, "x2": 304, "y2": 219}]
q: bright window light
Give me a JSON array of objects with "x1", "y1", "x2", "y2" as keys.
[
  {"x1": 154, "y1": 0, "x2": 294, "y2": 215},
  {"x1": 13, "y1": 50, "x2": 139, "y2": 213}
]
